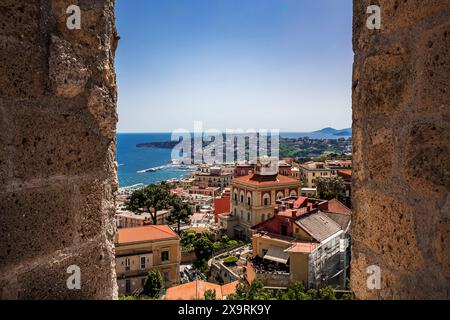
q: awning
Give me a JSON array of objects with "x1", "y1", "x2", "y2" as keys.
[{"x1": 263, "y1": 246, "x2": 290, "y2": 264}]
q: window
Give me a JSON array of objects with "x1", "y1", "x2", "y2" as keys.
[
  {"x1": 261, "y1": 213, "x2": 266, "y2": 222},
  {"x1": 247, "y1": 212, "x2": 250, "y2": 221},
  {"x1": 281, "y1": 224, "x2": 288, "y2": 236},
  {"x1": 163, "y1": 271, "x2": 170, "y2": 283},
  {"x1": 161, "y1": 250, "x2": 169, "y2": 262},
  {"x1": 125, "y1": 279, "x2": 131, "y2": 293},
  {"x1": 263, "y1": 194, "x2": 270, "y2": 206},
  {"x1": 140, "y1": 256, "x2": 146, "y2": 269},
  {"x1": 125, "y1": 258, "x2": 130, "y2": 271}
]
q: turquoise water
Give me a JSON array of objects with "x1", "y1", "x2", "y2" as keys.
[{"x1": 117, "y1": 133, "x2": 189, "y2": 187}]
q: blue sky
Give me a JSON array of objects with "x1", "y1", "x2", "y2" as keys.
[{"x1": 115, "y1": 0, "x2": 353, "y2": 133}]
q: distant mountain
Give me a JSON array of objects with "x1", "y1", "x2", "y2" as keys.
[{"x1": 281, "y1": 128, "x2": 352, "y2": 139}]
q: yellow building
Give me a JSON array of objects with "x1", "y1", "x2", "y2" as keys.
[
  {"x1": 299, "y1": 162, "x2": 336, "y2": 188},
  {"x1": 115, "y1": 225, "x2": 181, "y2": 296},
  {"x1": 228, "y1": 158, "x2": 301, "y2": 240}
]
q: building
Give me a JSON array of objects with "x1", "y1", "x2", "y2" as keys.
[
  {"x1": 180, "y1": 177, "x2": 195, "y2": 190},
  {"x1": 300, "y1": 188, "x2": 317, "y2": 197},
  {"x1": 116, "y1": 210, "x2": 151, "y2": 228},
  {"x1": 225, "y1": 158, "x2": 301, "y2": 240},
  {"x1": 299, "y1": 162, "x2": 337, "y2": 188},
  {"x1": 165, "y1": 280, "x2": 239, "y2": 300},
  {"x1": 116, "y1": 209, "x2": 171, "y2": 228},
  {"x1": 115, "y1": 225, "x2": 181, "y2": 296},
  {"x1": 278, "y1": 160, "x2": 292, "y2": 176},
  {"x1": 337, "y1": 169, "x2": 352, "y2": 208},
  {"x1": 214, "y1": 195, "x2": 231, "y2": 223},
  {"x1": 247, "y1": 197, "x2": 351, "y2": 289},
  {"x1": 189, "y1": 186, "x2": 220, "y2": 198},
  {"x1": 234, "y1": 163, "x2": 254, "y2": 177},
  {"x1": 194, "y1": 166, "x2": 233, "y2": 189}
]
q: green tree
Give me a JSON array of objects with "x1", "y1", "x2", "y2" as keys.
[
  {"x1": 319, "y1": 286, "x2": 337, "y2": 300},
  {"x1": 167, "y1": 198, "x2": 193, "y2": 234},
  {"x1": 125, "y1": 183, "x2": 174, "y2": 225},
  {"x1": 228, "y1": 279, "x2": 273, "y2": 300},
  {"x1": 284, "y1": 282, "x2": 312, "y2": 300},
  {"x1": 315, "y1": 176, "x2": 345, "y2": 200},
  {"x1": 143, "y1": 269, "x2": 164, "y2": 298},
  {"x1": 204, "y1": 289, "x2": 216, "y2": 300},
  {"x1": 193, "y1": 236, "x2": 214, "y2": 269}
]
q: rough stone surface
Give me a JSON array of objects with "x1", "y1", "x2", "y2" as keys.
[
  {"x1": 0, "y1": 1, "x2": 118, "y2": 299},
  {"x1": 352, "y1": 1, "x2": 450, "y2": 299}
]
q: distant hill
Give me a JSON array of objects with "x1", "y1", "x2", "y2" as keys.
[{"x1": 281, "y1": 127, "x2": 352, "y2": 139}]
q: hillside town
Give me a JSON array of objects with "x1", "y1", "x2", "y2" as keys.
[{"x1": 115, "y1": 157, "x2": 353, "y2": 300}]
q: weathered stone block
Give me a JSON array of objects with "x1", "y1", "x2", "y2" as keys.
[
  {"x1": 0, "y1": 184, "x2": 78, "y2": 269},
  {"x1": 1, "y1": 241, "x2": 116, "y2": 300},
  {"x1": 366, "y1": 122, "x2": 394, "y2": 183},
  {"x1": 353, "y1": 0, "x2": 450, "y2": 50},
  {"x1": 0, "y1": 1, "x2": 40, "y2": 42},
  {"x1": 405, "y1": 121, "x2": 450, "y2": 195},
  {"x1": 356, "y1": 44, "x2": 411, "y2": 117},
  {"x1": 415, "y1": 21, "x2": 450, "y2": 115},
  {"x1": 49, "y1": 35, "x2": 89, "y2": 98},
  {"x1": 4, "y1": 102, "x2": 112, "y2": 182},
  {"x1": 352, "y1": 188, "x2": 423, "y2": 272},
  {"x1": 0, "y1": 36, "x2": 45, "y2": 99}
]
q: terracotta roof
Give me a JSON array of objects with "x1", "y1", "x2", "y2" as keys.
[
  {"x1": 293, "y1": 196, "x2": 308, "y2": 209},
  {"x1": 232, "y1": 174, "x2": 299, "y2": 187},
  {"x1": 116, "y1": 225, "x2": 178, "y2": 245},
  {"x1": 165, "y1": 280, "x2": 239, "y2": 300},
  {"x1": 318, "y1": 199, "x2": 352, "y2": 215},
  {"x1": 285, "y1": 242, "x2": 319, "y2": 253},
  {"x1": 220, "y1": 281, "x2": 239, "y2": 296}
]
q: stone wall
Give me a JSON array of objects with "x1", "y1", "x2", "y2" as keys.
[
  {"x1": 351, "y1": 1, "x2": 450, "y2": 299},
  {"x1": 0, "y1": 0, "x2": 118, "y2": 299}
]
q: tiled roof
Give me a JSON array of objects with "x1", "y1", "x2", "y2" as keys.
[
  {"x1": 295, "y1": 212, "x2": 342, "y2": 242},
  {"x1": 165, "y1": 280, "x2": 239, "y2": 300},
  {"x1": 285, "y1": 242, "x2": 319, "y2": 253},
  {"x1": 337, "y1": 169, "x2": 352, "y2": 176},
  {"x1": 318, "y1": 198, "x2": 352, "y2": 215},
  {"x1": 232, "y1": 174, "x2": 299, "y2": 187},
  {"x1": 293, "y1": 196, "x2": 308, "y2": 208},
  {"x1": 116, "y1": 225, "x2": 178, "y2": 245}
]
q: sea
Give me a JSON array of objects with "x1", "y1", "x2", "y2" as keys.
[
  {"x1": 117, "y1": 133, "x2": 190, "y2": 188},
  {"x1": 117, "y1": 130, "x2": 352, "y2": 188}
]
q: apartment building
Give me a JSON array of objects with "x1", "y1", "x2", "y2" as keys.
[
  {"x1": 299, "y1": 162, "x2": 336, "y2": 188},
  {"x1": 225, "y1": 158, "x2": 301, "y2": 240},
  {"x1": 248, "y1": 197, "x2": 351, "y2": 289},
  {"x1": 115, "y1": 225, "x2": 181, "y2": 296},
  {"x1": 116, "y1": 210, "x2": 171, "y2": 228}
]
